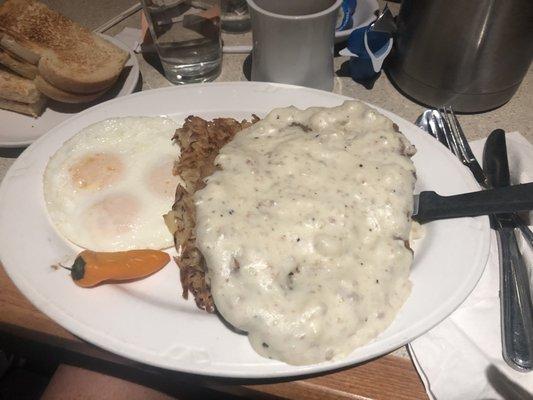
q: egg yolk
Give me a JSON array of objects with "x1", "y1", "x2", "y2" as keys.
[
  {"x1": 69, "y1": 153, "x2": 124, "y2": 190},
  {"x1": 83, "y1": 193, "x2": 140, "y2": 238},
  {"x1": 146, "y1": 159, "x2": 180, "y2": 198}
]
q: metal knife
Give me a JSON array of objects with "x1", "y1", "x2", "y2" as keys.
[
  {"x1": 412, "y1": 182, "x2": 533, "y2": 224},
  {"x1": 483, "y1": 129, "x2": 533, "y2": 372}
]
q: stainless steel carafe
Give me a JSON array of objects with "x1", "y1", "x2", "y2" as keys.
[{"x1": 387, "y1": 0, "x2": 533, "y2": 113}]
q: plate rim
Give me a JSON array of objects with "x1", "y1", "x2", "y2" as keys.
[
  {"x1": 0, "y1": 81, "x2": 491, "y2": 378},
  {"x1": 0, "y1": 33, "x2": 140, "y2": 148}
]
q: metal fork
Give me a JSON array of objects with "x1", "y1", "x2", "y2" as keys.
[
  {"x1": 417, "y1": 107, "x2": 533, "y2": 248},
  {"x1": 441, "y1": 106, "x2": 533, "y2": 248},
  {"x1": 440, "y1": 106, "x2": 488, "y2": 187},
  {"x1": 417, "y1": 107, "x2": 533, "y2": 371}
]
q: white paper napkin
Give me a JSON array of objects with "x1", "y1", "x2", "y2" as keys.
[
  {"x1": 409, "y1": 132, "x2": 533, "y2": 400},
  {"x1": 113, "y1": 27, "x2": 142, "y2": 52}
]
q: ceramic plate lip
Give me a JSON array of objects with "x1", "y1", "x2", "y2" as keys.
[
  {"x1": 0, "y1": 34, "x2": 140, "y2": 148},
  {"x1": 0, "y1": 81, "x2": 490, "y2": 378}
]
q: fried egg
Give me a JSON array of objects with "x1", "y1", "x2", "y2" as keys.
[{"x1": 43, "y1": 117, "x2": 180, "y2": 251}]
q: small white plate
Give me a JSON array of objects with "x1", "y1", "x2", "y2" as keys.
[
  {"x1": 335, "y1": 0, "x2": 379, "y2": 43},
  {"x1": 0, "y1": 35, "x2": 140, "y2": 148},
  {"x1": 0, "y1": 82, "x2": 490, "y2": 378}
]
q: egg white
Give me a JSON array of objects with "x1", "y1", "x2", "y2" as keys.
[{"x1": 43, "y1": 116, "x2": 180, "y2": 251}]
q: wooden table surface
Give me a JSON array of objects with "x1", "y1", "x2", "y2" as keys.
[{"x1": 0, "y1": 265, "x2": 428, "y2": 399}]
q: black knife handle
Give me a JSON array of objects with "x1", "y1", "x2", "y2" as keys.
[
  {"x1": 415, "y1": 182, "x2": 533, "y2": 223},
  {"x1": 497, "y1": 228, "x2": 533, "y2": 371}
]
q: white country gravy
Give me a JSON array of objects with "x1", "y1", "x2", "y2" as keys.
[{"x1": 194, "y1": 101, "x2": 417, "y2": 365}]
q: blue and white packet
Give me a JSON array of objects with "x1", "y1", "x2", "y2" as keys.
[
  {"x1": 336, "y1": 0, "x2": 357, "y2": 31},
  {"x1": 339, "y1": 6, "x2": 395, "y2": 81}
]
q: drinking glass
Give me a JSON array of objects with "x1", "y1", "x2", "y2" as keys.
[
  {"x1": 221, "y1": 0, "x2": 250, "y2": 32},
  {"x1": 141, "y1": 0, "x2": 222, "y2": 84}
]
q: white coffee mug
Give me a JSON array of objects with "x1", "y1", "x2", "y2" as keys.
[{"x1": 246, "y1": 0, "x2": 342, "y2": 91}]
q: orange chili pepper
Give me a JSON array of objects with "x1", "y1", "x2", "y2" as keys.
[{"x1": 65, "y1": 249, "x2": 170, "y2": 287}]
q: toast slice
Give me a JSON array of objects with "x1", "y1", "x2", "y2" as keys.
[
  {"x1": 34, "y1": 75, "x2": 108, "y2": 104},
  {"x1": 0, "y1": 66, "x2": 42, "y2": 103},
  {"x1": 164, "y1": 116, "x2": 258, "y2": 313},
  {"x1": 0, "y1": 47, "x2": 37, "y2": 79},
  {"x1": 0, "y1": 96, "x2": 46, "y2": 116},
  {"x1": 0, "y1": 0, "x2": 129, "y2": 94}
]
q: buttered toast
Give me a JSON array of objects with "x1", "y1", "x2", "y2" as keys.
[
  {"x1": 0, "y1": 47, "x2": 37, "y2": 79},
  {"x1": 0, "y1": 0, "x2": 129, "y2": 96},
  {"x1": 0, "y1": 67, "x2": 46, "y2": 116}
]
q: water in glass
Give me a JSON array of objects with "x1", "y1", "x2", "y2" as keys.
[{"x1": 142, "y1": 0, "x2": 222, "y2": 84}]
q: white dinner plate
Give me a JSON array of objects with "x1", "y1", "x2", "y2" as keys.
[
  {"x1": 0, "y1": 34, "x2": 140, "y2": 148},
  {"x1": 0, "y1": 82, "x2": 490, "y2": 378}
]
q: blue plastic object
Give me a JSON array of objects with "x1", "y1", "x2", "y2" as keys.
[
  {"x1": 346, "y1": 25, "x2": 392, "y2": 80},
  {"x1": 337, "y1": 0, "x2": 357, "y2": 31}
]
